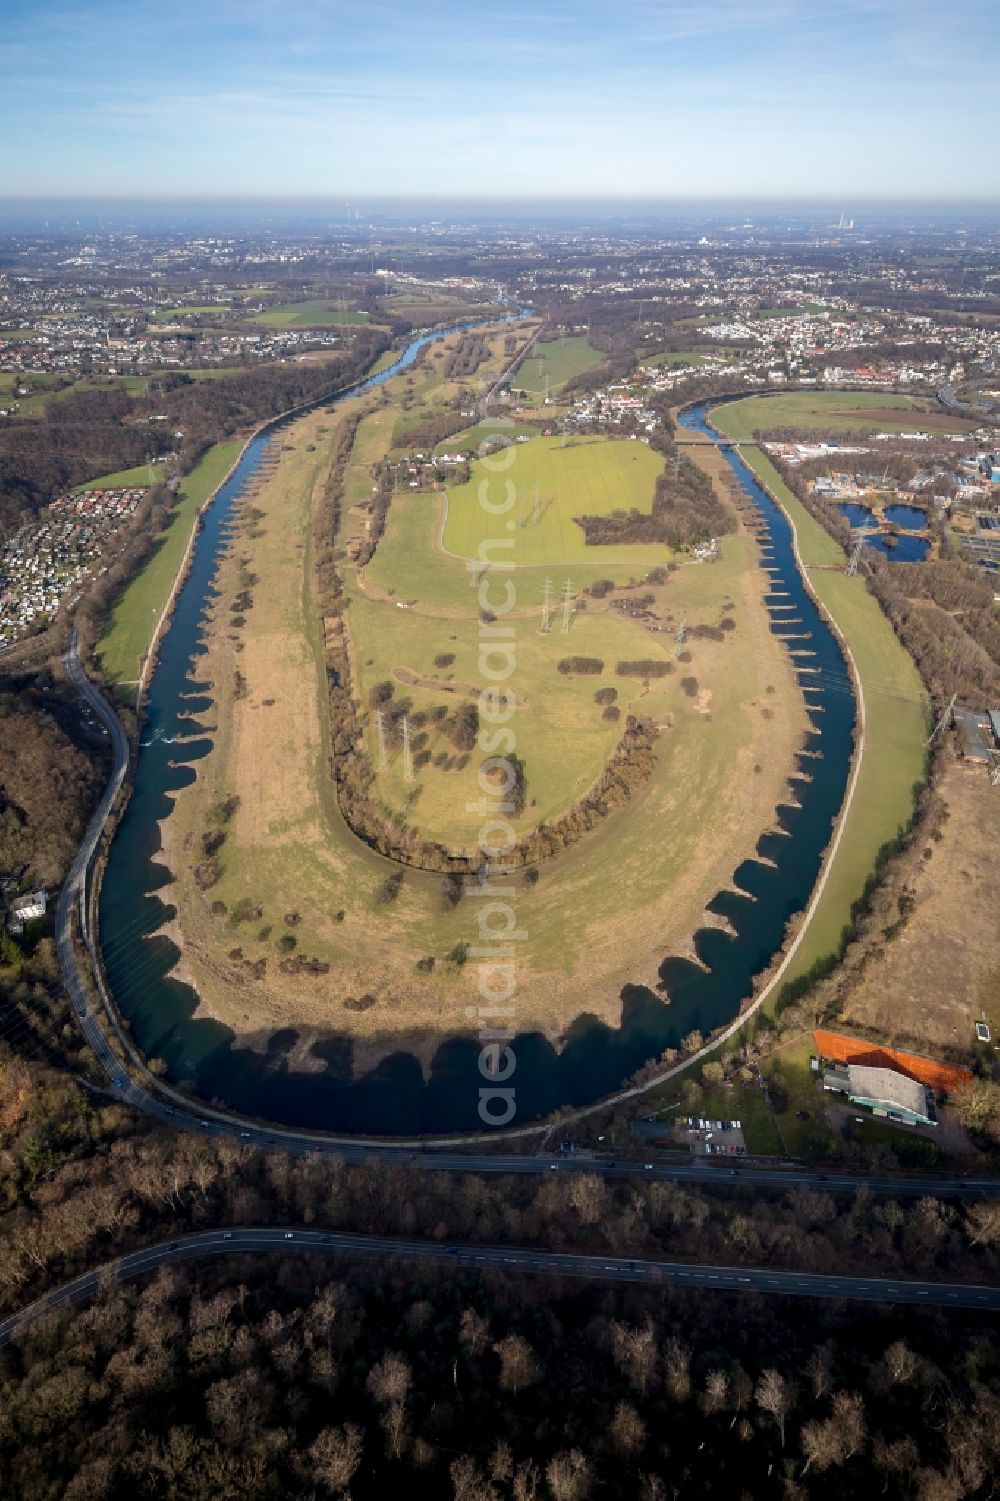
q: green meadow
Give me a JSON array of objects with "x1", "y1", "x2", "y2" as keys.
[
  {"x1": 511, "y1": 335, "x2": 603, "y2": 396},
  {"x1": 442, "y1": 434, "x2": 666, "y2": 567}
]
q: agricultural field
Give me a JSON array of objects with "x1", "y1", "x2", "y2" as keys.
[
  {"x1": 442, "y1": 435, "x2": 667, "y2": 568},
  {"x1": 712, "y1": 391, "x2": 974, "y2": 439},
  {"x1": 98, "y1": 440, "x2": 241, "y2": 692},
  {"x1": 158, "y1": 323, "x2": 808, "y2": 1055},
  {"x1": 250, "y1": 300, "x2": 371, "y2": 327},
  {"x1": 510, "y1": 335, "x2": 603, "y2": 396}
]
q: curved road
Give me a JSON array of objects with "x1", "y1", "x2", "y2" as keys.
[
  {"x1": 58, "y1": 595, "x2": 999, "y2": 1202},
  {"x1": 2, "y1": 1227, "x2": 998, "y2": 1349}
]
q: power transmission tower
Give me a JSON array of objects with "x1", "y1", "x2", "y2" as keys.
[
  {"x1": 376, "y1": 709, "x2": 388, "y2": 771},
  {"x1": 845, "y1": 527, "x2": 869, "y2": 577},
  {"x1": 674, "y1": 618, "x2": 687, "y2": 655},
  {"x1": 561, "y1": 579, "x2": 573, "y2": 632},
  {"x1": 540, "y1": 577, "x2": 553, "y2": 633},
  {"x1": 402, "y1": 715, "x2": 414, "y2": 784},
  {"x1": 926, "y1": 692, "x2": 956, "y2": 747}
]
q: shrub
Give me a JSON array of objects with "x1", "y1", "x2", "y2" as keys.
[
  {"x1": 615, "y1": 660, "x2": 673, "y2": 678},
  {"x1": 602, "y1": 705, "x2": 621, "y2": 722},
  {"x1": 434, "y1": 653, "x2": 456, "y2": 668},
  {"x1": 278, "y1": 933, "x2": 297, "y2": 953},
  {"x1": 681, "y1": 676, "x2": 698, "y2": 697},
  {"x1": 595, "y1": 686, "x2": 617, "y2": 705},
  {"x1": 557, "y1": 656, "x2": 604, "y2": 675}
]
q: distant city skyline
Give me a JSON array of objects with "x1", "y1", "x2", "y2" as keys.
[{"x1": 2, "y1": 0, "x2": 998, "y2": 200}]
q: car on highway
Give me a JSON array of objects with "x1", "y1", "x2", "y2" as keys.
[
  {"x1": 223, "y1": 1233, "x2": 233, "y2": 1240},
  {"x1": 239, "y1": 1131, "x2": 251, "y2": 1138},
  {"x1": 284, "y1": 1232, "x2": 294, "y2": 1240},
  {"x1": 113, "y1": 1077, "x2": 126, "y2": 1089}
]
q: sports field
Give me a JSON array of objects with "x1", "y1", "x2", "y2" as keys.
[
  {"x1": 442, "y1": 435, "x2": 667, "y2": 567},
  {"x1": 712, "y1": 391, "x2": 970, "y2": 439},
  {"x1": 511, "y1": 335, "x2": 602, "y2": 396},
  {"x1": 98, "y1": 441, "x2": 242, "y2": 692},
  {"x1": 251, "y1": 300, "x2": 371, "y2": 327}
]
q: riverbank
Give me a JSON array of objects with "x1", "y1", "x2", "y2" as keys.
[{"x1": 734, "y1": 443, "x2": 927, "y2": 985}]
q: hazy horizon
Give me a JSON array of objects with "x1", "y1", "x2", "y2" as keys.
[{"x1": 4, "y1": 0, "x2": 999, "y2": 201}]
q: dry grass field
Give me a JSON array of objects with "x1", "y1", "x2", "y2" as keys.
[
  {"x1": 840, "y1": 755, "x2": 1000, "y2": 1052},
  {"x1": 158, "y1": 327, "x2": 808, "y2": 1064}
]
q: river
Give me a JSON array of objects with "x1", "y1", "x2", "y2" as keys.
[{"x1": 99, "y1": 374, "x2": 858, "y2": 1135}]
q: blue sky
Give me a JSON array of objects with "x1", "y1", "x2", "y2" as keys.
[{"x1": 2, "y1": 0, "x2": 997, "y2": 199}]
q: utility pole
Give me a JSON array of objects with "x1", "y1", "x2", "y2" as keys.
[
  {"x1": 675, "y1": 618, "x2": 687, "y2": 655},
  {"x1": 402, "y1": 715, "x2": 414, "y2": 784},
  {"x1": 533, "y1": 482, "x2": 540, "y2": 525},
  {"x1": 561, "y1": 579, "x2": 573, "y2": 632},
  {"x1": 926, "y1": 692, "x2": 956, "y2": 747},
  {"x1": 540, "y1": 577, "x2": 553, "y2": 633},
  {"x1": 376, "y1": 708, "x2": 388, "y2": 771},
  {"x1": 845, "y1": 527, "x2": 869, "y2": 577}
]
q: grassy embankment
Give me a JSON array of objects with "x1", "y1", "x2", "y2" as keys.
[
  {"x1": 98, "y1": 441, "x2": 242, "y2": 693},
  {"x1": 737, "y1": 445, "x2": 927, "y2": 985}
]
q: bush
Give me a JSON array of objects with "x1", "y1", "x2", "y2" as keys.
[
  {"x1": 376, "y1": 872, "x2": 404, "y2": 905},
  {"x1": 558, "y1": 656, "x2": 604, "y2": 675},
  {"x1": 278, "y1": 933, "x2": 297, "y2": 953},
  {"x1": 602, "y1": 705, "x2": 621, "y2": 722},
  {"x1": 595, "y1": 686, "x2": 618, "y2": 705},
  {"x1": 616, "y1": 660, "x2": 673, "y2": 678},
  {"x1": 434, "y1": 653, "x2": 456, "y2": 669},
  {"x1": 681, "y1": 676, "x2": 698, "y2": 697}
]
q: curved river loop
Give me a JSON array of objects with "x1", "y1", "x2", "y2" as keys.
[{"x1": 99, "y1": 353, "x2": 857, "y2": 1135}]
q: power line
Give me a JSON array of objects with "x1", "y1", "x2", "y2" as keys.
[
  {"x1": 540, "y1": 577, "x2": 553, "y2": 634},
  {"x1": 402, "y1": 715, "x2": 414, "y2": 784},
  {"x1": 561, "y1": 579, "x2": 573, "y2": 632}
]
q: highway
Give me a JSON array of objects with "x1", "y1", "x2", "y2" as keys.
[
  {"x1": 2, "y1": 1227, "x2": 998, "y2": 1348},
  {"x1": 56, "y1": 635, "x2": 1000, "y2": 1204}
]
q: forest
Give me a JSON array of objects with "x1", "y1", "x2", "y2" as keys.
[{"x1": 0, "y1": 332, "x2": 390, "y2": 540}]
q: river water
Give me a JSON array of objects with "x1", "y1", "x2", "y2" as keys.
[{"x1": 99, "y1": 376, "x2": 857, "y2": 1135}]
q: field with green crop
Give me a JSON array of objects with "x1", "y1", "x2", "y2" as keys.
[
  {"x1": 442, "y1": 435, "x2": 667, "y2": 567},
  {"x1": 510, "y1": 335, "x2": 602, "y2": 396},
  {"x1": 98, "y1": 440, "x2": 242, "y2": 692},
  {"x1": 251, "y1": 300, "x2": 371, "y2": 327},
  {"x1": 712, "y1": 391, "x2": 931, "y2": 440},
  {"x1": 737, "y1": 446, "x2": 927, "y2": 988}
]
